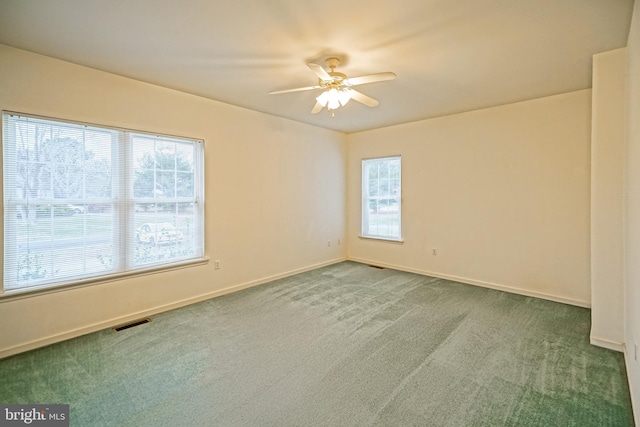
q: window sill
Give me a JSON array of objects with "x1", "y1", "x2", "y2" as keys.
[
  {"x1": 0, "y1": 257, "x2": 210, "y2": 303},
  {"x1": 358, "y1": 235, "x2": 404, "y2": 244}
]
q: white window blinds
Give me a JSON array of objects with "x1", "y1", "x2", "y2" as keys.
[{"x1": 3, "y1": 112, "x2": 205, "y2": 294}]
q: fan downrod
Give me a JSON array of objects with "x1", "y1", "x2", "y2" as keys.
[{"x1": 325, "y1": 57, "x2": 346, "y2": 81}]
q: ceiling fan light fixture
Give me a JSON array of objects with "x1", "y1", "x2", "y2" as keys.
[
  {"x1": 316, "y1": 88, "x2": 351, "y2": 110},
  {"x1": 338, "y1": 88, "x2": 351, "y2": 106},
  {"x1": 316, "y1": 90, "x2": 329, "y2": 107},
  {"x1": 327, "y1": 88, "x2": 341, "y2": 110},
  {"x1": 273, "y1": 59, "x2": 395, "y2": 116}
]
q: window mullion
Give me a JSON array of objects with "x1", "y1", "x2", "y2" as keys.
[
  {"x1": 122, "y1": 132, "x2": 134, "y2": 271},
  {"x1": 195, "y1": 141, "x2": 204, "y2": 257}
]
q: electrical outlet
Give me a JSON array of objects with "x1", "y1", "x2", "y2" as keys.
[
  {"x1": 635, "y1": 343, "x2": 638, "y2": 361},
  {"x1": 432, "y1": 248, "x2": 437, "y2": 256},
  {"x1": 338, "y1": 239, "x2": 341, "y2": 245},
  {"x1": 214, "y1": 260, "x2": 221, "y2": 270},
  {"x1": 328, "y1": 240, "x2": 331, "y2": 247}
]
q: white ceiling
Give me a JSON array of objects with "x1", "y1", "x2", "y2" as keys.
[{"x1": 0, "y1": 0, "x2": 634, "y2": 133}]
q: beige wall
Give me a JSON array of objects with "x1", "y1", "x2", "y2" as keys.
[
  {"x1": 347, "y1": 90, "x2": 592, "y2": 306},
  {"x1": 625, "y1": 0, "x2": 640, "y2": 419},
  {"x1": 590, "y1": 48, "x2": 627, "y2": 351},
  {"x1": 0, "y1": 44, "x2": 347, "y2": 357}
]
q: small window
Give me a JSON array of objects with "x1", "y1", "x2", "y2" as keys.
[
  {"x1": 362, "y1": 156, "x2": 401, "y2": 241},
  {"x1": 3, "y1": 112, "x2": 205, "y2": 295}
]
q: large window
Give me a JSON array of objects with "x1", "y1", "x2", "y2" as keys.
[
  {"x1": 3, "y1": 112, "x2": 205, "y2": 295},
  {"x1": 362, "y1": 156, "x2": 401, "y2": 241}
]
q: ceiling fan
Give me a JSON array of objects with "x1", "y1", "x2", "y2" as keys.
[{"x1": 269, "y1": 57, "x2": 396, "y2": 117}]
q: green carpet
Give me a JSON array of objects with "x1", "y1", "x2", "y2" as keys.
[{"x1": 0, "y1": 261, "x2": 634, "y2": 426}]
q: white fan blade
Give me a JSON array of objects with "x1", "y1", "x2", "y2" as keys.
[
  {"x1": 349, "y1": 89, "x2": 379, "y2": 107},
  {"x1": 307, "y1": 62, "x2": 332, "y2": 82},
  {"x1": 311, "y1": 102, "x2": 323, "y2": 114},
  {"x1": 344, "y1": 72, "x2": 396, "y2": 86},
  {"x1": 269, "y1": 85, "x2": 322, "y2": 95}
]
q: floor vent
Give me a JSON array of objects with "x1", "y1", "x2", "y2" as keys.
[
  {"x1": 113, "y1": 318, "x2": 151, "y2": 332},
  {"x1": 369, "y1": 265, "x2": 385, "y2": 269}
]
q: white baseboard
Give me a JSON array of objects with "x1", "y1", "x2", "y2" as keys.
[
  {"x1": 590, "y1": 335, "x2": 625, "y2": 352},
  {"x1": 347, "y1": 257, "x2": 591, "y2": 308},
  {"x1": 622, "y1": 344, "x2": 640, "y2": 426},
  {"x1": 0, "y1": 257, "x2": 347, "y2": 359}
]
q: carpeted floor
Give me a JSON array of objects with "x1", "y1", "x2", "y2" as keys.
[{"x1": 0, "y1": 261, "x2": 634, "y2": 426}]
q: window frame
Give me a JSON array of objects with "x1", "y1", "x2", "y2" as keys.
[
  {"x1": 2, "y1": 111, "x2": 207, "y2": 299},
  {"x1": 361, "y1": 155, "x2": 403, "y2": 242}
]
